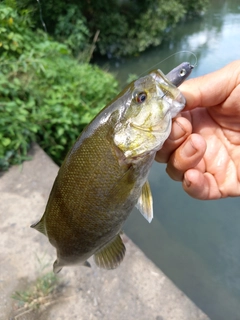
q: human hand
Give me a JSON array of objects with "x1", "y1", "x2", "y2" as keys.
[{"x1": 155, "y1": 60, "x2": 240, "y2": 200}]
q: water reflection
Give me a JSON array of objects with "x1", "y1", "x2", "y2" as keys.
[
  {"x1": 125, "y1": 163, "x2": 240, "y2": 320},
  {"x1": 97, "y1": 1, "x2": 240, "y2": 319},
  {"x1": 98, "y1": 0, "x2": 240, "y2": 84}
]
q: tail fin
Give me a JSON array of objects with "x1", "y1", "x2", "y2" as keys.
[{"x1": 53, "y1": 259, "x2": 62, "y2": 273}]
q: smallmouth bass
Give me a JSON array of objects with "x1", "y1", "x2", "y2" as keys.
[{"x1": 31, "y1": 62, "x2": 193, "y2": 273}]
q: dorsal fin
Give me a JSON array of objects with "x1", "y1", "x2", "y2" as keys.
[
  {"x1": 94, "y1": 234, "x2": 126, "y2": 269},
  {"x1": 30, "y1": 219, "x2": 46, "y2": 236},
  {"x1": 136, "y1": 180, "x2": 153, "y2": 223}
]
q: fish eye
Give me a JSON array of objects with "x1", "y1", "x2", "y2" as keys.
[
  {"x1": 135, "y1": 91, "x2": 147, "y2": 104},
  {"x1": 180, "y1": 68, "x2": 187, "y2": 77}
]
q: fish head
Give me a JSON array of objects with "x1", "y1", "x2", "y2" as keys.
[{"x1": 113, "y1": 69, "x2": 186, "y2": 158}]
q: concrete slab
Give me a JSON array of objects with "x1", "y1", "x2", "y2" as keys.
[{"x1": 0, "y1": 144, "x2": 209, "y2": 320}]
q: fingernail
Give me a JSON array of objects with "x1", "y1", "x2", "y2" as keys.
[
  {"x1": 182, "y1": 138, "x2": 197, "y2": 157},
  {"x1": 169, "y1": 120, "x2": 186, "y2": 140},
  {"x1": 184, "y1": 176, "x2": 191, "y2": 187}
]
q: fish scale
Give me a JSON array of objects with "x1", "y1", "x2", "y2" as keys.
[{"x1": 31, "y1": 62, "x2": 193, "y2": 273}]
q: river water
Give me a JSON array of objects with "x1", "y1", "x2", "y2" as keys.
[{"x1": 98, "y1": 1, "x2": 240, "y2": 319}]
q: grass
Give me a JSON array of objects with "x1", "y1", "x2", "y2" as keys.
[{"x1": 11, "y1": 256, "x2": 64, "y2": 319}]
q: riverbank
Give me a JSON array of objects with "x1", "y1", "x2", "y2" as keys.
[{"x1": 0, "y1": 144, "x2": 209, "y2": 320}]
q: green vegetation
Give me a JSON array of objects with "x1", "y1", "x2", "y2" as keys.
[
  {"x1": 19, "y1": 0, "x2": 209, "y2": 57},
  {"x1": 12, "y1": 272, "x2": 59, "y2": 309},
  {"x1": 0, "y1": 0, "x2": 208, "y2": 171},
  {"x1": 12, "y1": 271, "x2": 61, "y2": 319},
  {"x1": 0, "y1": 2, "x2": 119, "y2": 170},
  {"x1": 11, "y1": 255, "x2": 63, "y2": 318}
]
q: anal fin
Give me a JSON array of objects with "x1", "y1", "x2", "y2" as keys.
[
  {"x1": 136, "y1": 180, "x2": 153, "y2": 223},
  {"x1": 94, "y1": 234, "x2": 126, "y2": 270}
]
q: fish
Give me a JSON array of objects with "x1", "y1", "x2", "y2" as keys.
[{"x1": 31, "y1": 62, "x2": 193, "y2": 273}]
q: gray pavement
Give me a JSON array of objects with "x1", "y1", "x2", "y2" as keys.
[{"x1": 0, "y1": 144, "x2": 210, "y2": 320}]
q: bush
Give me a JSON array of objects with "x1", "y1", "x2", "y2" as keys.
[
  {"x1": 0, "y1": 3, "x2": 119, "y2": 171},
  {"x1": 18, "y1": 0, "x2": 209, "y2": 58},
  {"x1": 54, "y1": 4, "x2": 91, "y2": 60}
]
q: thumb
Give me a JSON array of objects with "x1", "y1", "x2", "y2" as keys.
[{"x1": 180, "y1": 60, "x2": 240, "y2": 110}]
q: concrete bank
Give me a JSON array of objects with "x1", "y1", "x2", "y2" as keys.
[{"x1": 0, "y1": 144, "x2": 209, "y2": 320}]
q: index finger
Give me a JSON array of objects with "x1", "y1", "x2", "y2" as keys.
[{"x1": 180, "y1": 60, "x2": 240, "y2": 110}]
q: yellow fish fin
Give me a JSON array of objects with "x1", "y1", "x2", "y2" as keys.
[
  {"x1": 94, "y1": 234, "x2": 126, "y2": 269},
  {"x1": 30, "y1": 219, "x2": 46, "y2": 236},
  {"x1": 136, "y1": 180, "x2": 153, "y2": 223}
]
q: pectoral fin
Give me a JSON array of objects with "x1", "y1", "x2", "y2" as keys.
[
  {"x1": 94, "y1": 234, "x2": 126, "y2": 269},
  {"x1": 136, "y1": 180, "x2": 153, "y2": 223}
]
